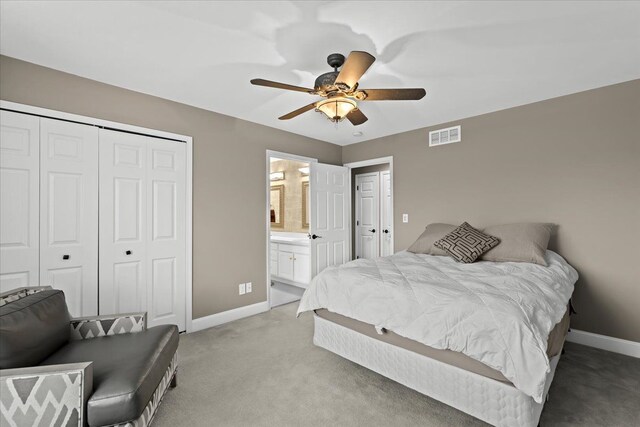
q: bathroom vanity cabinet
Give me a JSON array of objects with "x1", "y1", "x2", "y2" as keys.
[{"x1": 270, "y1": 234, "x2": 311, "y2": 288}]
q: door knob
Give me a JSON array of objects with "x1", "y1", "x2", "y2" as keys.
[
  {"x1": 126, "y1": 250, "x2": 132, "y2": 255},
  {"x1": 369, "y1": 229, "x2": 376, "y2": 233},
  {"x1": 309, "y1": 234, "x2": 322, "y2": 240},
  {"x1": 383, "y1": 229, "x2": 390, "y2": 234},
  {"x1": 62, "y1": 254, "x2": 70, "y2": 260}
]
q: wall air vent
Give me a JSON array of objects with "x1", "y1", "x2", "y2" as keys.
[{"x1": 429, "y1": 125, "x2": 461, "y2": 147}]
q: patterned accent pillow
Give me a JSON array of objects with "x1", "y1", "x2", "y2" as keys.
[{"x1": 434, "y1": 222, "x2": 500, "y2": 263}]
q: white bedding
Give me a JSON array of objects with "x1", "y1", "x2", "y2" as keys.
[{"x1": 297, "y1": 250, "x2": 578, "y2": 403}]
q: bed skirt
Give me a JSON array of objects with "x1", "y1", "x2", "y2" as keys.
[{"x1": 313, "y1": 314, "x2": 560, "y2": 427}]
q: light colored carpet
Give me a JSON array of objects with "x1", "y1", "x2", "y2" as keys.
[{"x1": 153, "y1": 303, "x2": 640, "y2": 426}]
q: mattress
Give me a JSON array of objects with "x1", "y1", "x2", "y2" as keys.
[
  {"x1": 315, "y1": 307, "x2": 570, "y2": 383},
  {"x1": 313, "y1": 314, "x2": 560, "y2": 427},
  {"x1": 298, "y1": 250, "x2": 577, "y2": 401}
]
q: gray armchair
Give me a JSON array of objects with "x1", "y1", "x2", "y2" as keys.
[{"x1": 0, "y1": 287, "x2": 178, "y2": 427}]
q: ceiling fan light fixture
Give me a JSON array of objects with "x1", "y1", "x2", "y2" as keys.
[
  {"x1": 251, "y1": 51, "x2": 426, "y2": 125},
  {"x1": 316, "y1": 97, "x2": 357, "y2": 122}
]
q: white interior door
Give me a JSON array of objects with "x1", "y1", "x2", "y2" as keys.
[
  {"x1": 99, "y1": 130, "x2": 148, "y2": 317},
  {"x1": 100, "y1": 129, "x2": 186, "y2": 331},
  {"x1": 380, "y1": 171, "x2": 393, "y2": 257},
  {"x1": 0, "y1": 111, "x2": 40, "y2": 291},
  {"x1": 146, "y1": 138, "x2": 186, "y2": 331},
  {"x1": 310, "y1": 163, "x2": 349, "y2": 277},
  {"x1": 40, "y1": 118, "x2": 98, "y2": 317},
  {"x1": 355, "y1": 172, "x2": 379, "y2": 259}
]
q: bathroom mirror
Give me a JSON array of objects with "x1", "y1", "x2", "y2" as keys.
[
  {"x1": 270, "y1": 184, "x2": 284, "y2": 228},
  {"x1": 302, "y1": 181, "x2": 309, "y2": 229}
]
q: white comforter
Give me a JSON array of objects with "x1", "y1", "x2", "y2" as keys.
[{"x1": 297, "y1": 250, "x2": 578, "y2": 403}]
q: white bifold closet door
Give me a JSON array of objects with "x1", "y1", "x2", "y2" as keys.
[
  {"x1": 40, "y1": 118, "x2": 99, "y2": 317},
  {"x1": 0, "y1": 111, "x2": 40, "y2": 291},
  {"x1": 99, "y1": 129, "x2": 186, "y2": 331},
  {"x1": 0, "y1": 112, "x2": 99, "y2": 317}
]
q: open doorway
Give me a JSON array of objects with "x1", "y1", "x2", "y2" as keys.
[
  {"x1": 266, "y1": 151, "x2": 351, "y2": 309},
  {"x1": 267, "y1": 152, "x2": 313, "y2": 308},
  {"x1": 345, "y1": 157, "x2": 394, "y2": 261}
]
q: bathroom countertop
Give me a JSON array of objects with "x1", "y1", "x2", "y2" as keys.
[{"x1": 270, "y1": 232, "x2": 310, "y2": 246}]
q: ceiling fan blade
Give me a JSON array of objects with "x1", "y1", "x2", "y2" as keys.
[
  {"x1": 278, "y1": 103, "x2": 317, "y2": 120},
  {"x1": 346, "y1": 108, "x2": 368, "y2": 126},
  {"x1": 251, "y1": 79, "x2": 314, "y2": 93},
  {"x1": 335, "y1": 51, "x2": 376, "y2": 89},
  {"x1": 360, "y1": 88, "x2": 426, "y2": 101}
]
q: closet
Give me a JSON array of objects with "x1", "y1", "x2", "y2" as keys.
[
  {"x1": 354, "y1": 170, "x2": 392, "y2": 260},
  {"x1": 0, "y1": 109, "x2": 187, "y2": 331}
]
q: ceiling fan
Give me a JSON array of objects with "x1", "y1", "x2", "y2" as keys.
[{"x1": 250, "y1": 51, "x2": 426, "y2": 126}]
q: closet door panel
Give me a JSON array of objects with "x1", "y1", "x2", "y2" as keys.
[
  {"x1": 99, "y1": 130, "x2": 147, "y2": 316},
  {"x1": 0, "y1": 111, "x2": 40, "y2": 291},
  {"x1": 355, "y1": 172, "x2": 379, "y2": 260},
  {"x1": 380, "y1": 171, "x2": 393, "y2": 257},
  {"x1": 113, "y1": 261, "x2": 144, "y2": 313},
  {"x1": 40, "y1": 118, "x2": 98, "y2": 317},
  {"x1": 48, "y1": 267, "x2": 83, "y2": 316},
  {"x1": 147, "y1": 141, "x2": 186, "y2": 331}
]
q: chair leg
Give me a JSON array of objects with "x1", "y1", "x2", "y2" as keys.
[{"x1": 170, "y1": 373, "x2": 177, "y2": 389}]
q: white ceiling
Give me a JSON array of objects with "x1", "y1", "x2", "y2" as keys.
[{"x1": 1, "y1": 1, "x2": 639, "y2": 146}]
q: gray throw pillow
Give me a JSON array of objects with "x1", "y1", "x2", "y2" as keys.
[
  {"x1": 434, "y1": 222, "x2": 500, "y2": 263},
  {"x1": 407, "y1": 223, "x2": 456, "y2": 256},
  {"x1": 480, "y1": 223, "x2": 553, "y2": 266}
]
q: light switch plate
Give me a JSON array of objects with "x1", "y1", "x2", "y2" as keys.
[
  {"x1": 238, "y1": 283, "x2": 246, "y2": 295},
  {"x1": 402, "y1": 214, "x2": 409, "y2": 223},
  {"x1": 246, "y1": 282, "x2": 252, "y2": 293}
]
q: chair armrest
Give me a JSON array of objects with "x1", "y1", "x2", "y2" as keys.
[
  {"x1": 0, "y1": 362, "x2": 93, "y2": 426},
  {"x1": 70, "y1": 312, "x2": 147, "y2": 340},
  {"x1": 0, "y1": 286, "x2": 52, "y2": 306}
]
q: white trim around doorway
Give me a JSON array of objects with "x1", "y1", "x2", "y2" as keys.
[
  {"x1": 344, "y1": 156, "x2": 394, "y2": 259},
  {"x1": 265, "y1": 150, "x2": 318, "y2": 309}
]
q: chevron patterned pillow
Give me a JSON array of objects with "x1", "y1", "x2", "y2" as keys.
[{"x1": 434, "y1": 222, "x2": 501, "y2": 263}]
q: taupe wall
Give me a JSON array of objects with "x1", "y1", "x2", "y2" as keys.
[
  {"x1": 3, "y1": 55, "x2": 638, "y2": 342},
  {"x1": 0, "y1": 55, "x2": 342, "y2": 319},
  {"x1": 344, "y1": 79, "x2": 640, "y2": 342}
]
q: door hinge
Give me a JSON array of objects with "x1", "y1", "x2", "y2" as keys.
[
  {"x1": 356, "y1": 220, "x2": 359, "y2": 226},
  {"x1": 356, "y1": 185, "x2": 359, "y2": 191}
]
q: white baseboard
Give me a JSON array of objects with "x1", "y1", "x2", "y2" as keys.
[
  {"x1": 190, "y1": 305, "x2": 639, "y2": 358},
  {"x1": 567, "y1": 329, "x2": 640, "y2": 358},
  {"x1": 190, "y1": 301, "x2": 269, "y2": 333}
]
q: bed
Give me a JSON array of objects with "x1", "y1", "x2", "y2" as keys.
[{"x1": 297, "y1": 250, "x2": 578, "y2": 427}]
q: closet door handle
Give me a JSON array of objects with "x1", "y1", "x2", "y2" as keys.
[
  {"x1": 62, "y1": 255, "x2": 70, "y2": 260},
  {"x1": 369, "y1": 229, "x2": 376, "y2": 233},
  {"x1": 126, "y1": 250, "x2": 132, "y2": 255},
  {"x1": 383, "y1": 229, "x2": 390, "y2": 234},
  {"x1": 309, "y1": 234, "x2": 322, "y2": 240}
]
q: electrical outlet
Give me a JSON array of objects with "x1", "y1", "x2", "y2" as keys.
[
  {"x1": 238, "y1": 283, "x2": 246, "y2": 295},
  {"x1": 245, "y1": 282, "x2": 252, "y2": 293},
  {"x1": 402, "y1": 214, "x2": 409, "y2": 223}
]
